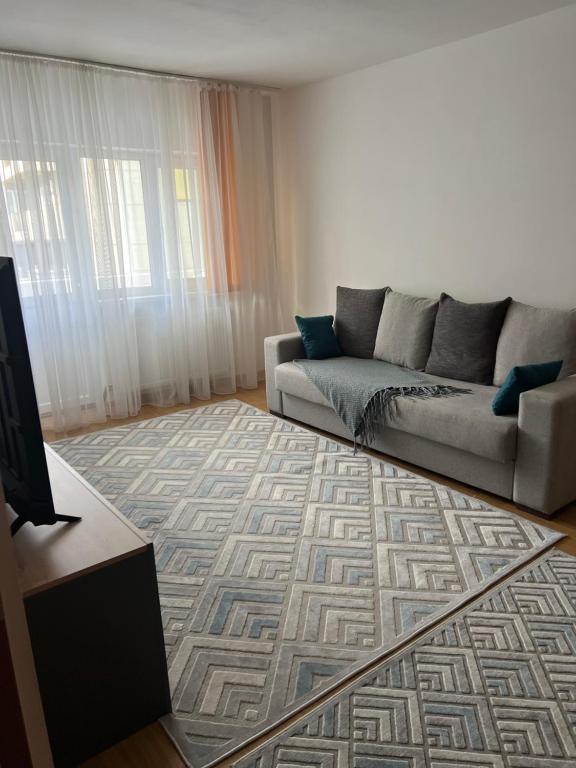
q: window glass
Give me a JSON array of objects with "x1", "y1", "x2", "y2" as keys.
[
  {"x1": 81, "y1": 158, "x2": 151, "y2": 290},
  {"x1": 0, "y1": 159, "x2": 65, "y2": 243},
  {"x1": 171, "y1": 167, "x2": 205, "y2": 280},
  {"x1": 0, "y1": 159, "x2": 67, "y2": 296}
]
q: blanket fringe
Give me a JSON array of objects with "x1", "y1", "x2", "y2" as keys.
[{"x1": 353, "y1": 385, "x2": 471, "y2": 454}]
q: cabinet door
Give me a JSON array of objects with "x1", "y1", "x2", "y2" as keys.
[{"x1": 0, "y1": 493, "x2": 53, "y2": 768}]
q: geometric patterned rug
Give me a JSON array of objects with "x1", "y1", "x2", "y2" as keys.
[
  {"x1": 233, "y1": 549, "x2": 576, "y2": 768},
  {"x1": 52, "y1": 400, "x2": 562, "y2": 768}
]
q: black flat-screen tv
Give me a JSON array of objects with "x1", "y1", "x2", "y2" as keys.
[{"x1": 0, "y1": 257, "x2": 79, "y2": 535}]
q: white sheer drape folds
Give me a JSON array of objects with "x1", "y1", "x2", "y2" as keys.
[{"x1": 0, "y1": 56, "x2": 283, "y2": 431}]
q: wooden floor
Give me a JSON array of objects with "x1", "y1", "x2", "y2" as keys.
[{"x1": 43, "y1": 382, "x2": 576, "y2": 768}]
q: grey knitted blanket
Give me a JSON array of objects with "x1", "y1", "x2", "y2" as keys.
[{"x1": 295, "y1": 357, "x2": 470, "y2": 449}]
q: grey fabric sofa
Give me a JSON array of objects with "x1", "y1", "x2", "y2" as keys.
[{"x1": 265, "y1": 332, "x2": 576, "y2": 517}]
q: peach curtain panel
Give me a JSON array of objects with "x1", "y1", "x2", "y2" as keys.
[
  {"x1": 200, "y1": 88, "x2": 242, "y2": 291},
  {"x1": 200, "y1": 84, "x2": 284, "y2": 388}
]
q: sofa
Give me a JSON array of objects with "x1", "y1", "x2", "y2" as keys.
[{"x1": 265, "y1": 291, "x2": 576, "y2": 517}]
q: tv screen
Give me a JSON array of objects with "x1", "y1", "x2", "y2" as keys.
[{"x1": 0, "y1": 257, "x2": 78, "y2": 535}]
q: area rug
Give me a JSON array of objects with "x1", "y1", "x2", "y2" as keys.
[
  {"x1": 52, "y1": 400, "x2": 562, "y2": 768},
  {"x1": 233, "y1": 549, "x2": 576, "y2": 768}
]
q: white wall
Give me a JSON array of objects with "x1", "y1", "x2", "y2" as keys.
[{"x1": 278, "y1": 5, "x2": 576, "y2": 316}]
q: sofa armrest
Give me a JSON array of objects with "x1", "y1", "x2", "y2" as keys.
[
  {"x1": 514, "y1": 376, "x2": 576, "y2": 515},
  {"x1": 264, "y1": 333, "x2": 304, "y2": 414}
]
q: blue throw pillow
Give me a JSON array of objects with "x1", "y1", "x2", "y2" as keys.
[
  {"x1": 492, "y1": 360, "x2": 563, "y2": 415},
  {"x1": 295, "y1": 315, "x2": 342, "y2": 360}
]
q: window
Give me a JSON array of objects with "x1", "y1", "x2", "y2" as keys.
[{"x1": 0, "y1": 154, "x2": 206, "y2": 297}]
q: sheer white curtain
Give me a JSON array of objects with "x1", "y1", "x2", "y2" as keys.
[{"x1": 0, "y1": 55, "x2": 284, "y2": 431}]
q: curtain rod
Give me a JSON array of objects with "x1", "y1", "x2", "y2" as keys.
[{"x1": 0, "y1": 48, "x2": 278, "y2": 93}]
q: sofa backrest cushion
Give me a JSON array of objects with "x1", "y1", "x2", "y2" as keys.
[
  {"x1": 425, "y1": 293, "x2": 511, "y2": 384},
  {"x1": 493, "y1": 301, "x2": 576, "y2": 386},
  {"x1": 335, "y1": 286, "x2": 388, "y2": 358},
  {"x1": 373, "y1": 290, "x2": 438, "y2": 370}
]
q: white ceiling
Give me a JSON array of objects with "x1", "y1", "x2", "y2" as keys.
[{"x1": 1, "y1": 0, "x2": 575, "y2": 88}]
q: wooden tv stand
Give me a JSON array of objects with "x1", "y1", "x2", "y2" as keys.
[{"x1": 8, "y1": 444, "x2": 171, "y2": 767}]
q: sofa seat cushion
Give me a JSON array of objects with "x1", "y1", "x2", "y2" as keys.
[{"x1": 275, "y1": 361, "x2": 517, "y2": 463}]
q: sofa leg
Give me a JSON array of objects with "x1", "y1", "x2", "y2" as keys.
[
  {"x1": 269, "y1": 409, "x2": 284, "y2": 419},
  {"x1": 513, "y1": 502, "x2": 555, "y2": 520}
]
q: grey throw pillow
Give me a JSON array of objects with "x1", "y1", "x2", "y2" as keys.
[
  {"x1": 335, "y1": 286, "x2": 388, "y2": 358},
  {"x1": 373, "y1": 290, "x2": 438, "y2": 370},
  {"x1": 425, "y1": 293, "x2": 511, "y2": 384},
  {"x1": 493, "y1": 300, "x2": 576, "y2": 385}
]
